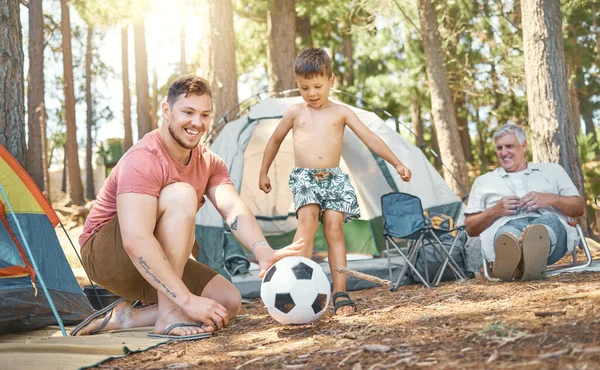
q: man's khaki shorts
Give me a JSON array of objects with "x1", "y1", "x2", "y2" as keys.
[{"x1": 81, "y1": 216, "x2": 218, "y2": 303}]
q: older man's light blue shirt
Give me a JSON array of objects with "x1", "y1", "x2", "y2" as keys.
[{"x1": 465, "y1": 163, "x2": 580, "y2": 262}]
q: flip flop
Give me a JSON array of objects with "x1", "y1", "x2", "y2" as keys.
[
  {"x1": 493, "y1": 232, "x2": 522, "y2": 281},
  {"x1": 332, "y1": 292, "x2": 357, "y2": 315},
  {"x1": 521, "y1": 225, "x2": 551, "y2": 281},
  {"x1": 70, "y1": 297, "x2": 127, "y2": 336},
  {"x1": 147, "y1": 323, "x2": 213, "y2": 341}
]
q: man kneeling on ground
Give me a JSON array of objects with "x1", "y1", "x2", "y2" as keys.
[
  {"x1": 464, "y1": 124, "x2": 584, "y2": 281},
  {"x1": 72, "y1": 75, "x2": 304, "y2": 339}
]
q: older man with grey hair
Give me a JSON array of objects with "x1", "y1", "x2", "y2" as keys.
[{"x1": 464, "y1": 124, "x2": 585, "y2": 281}]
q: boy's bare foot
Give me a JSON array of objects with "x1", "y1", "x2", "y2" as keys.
[{"x1": 332, "y1": 292, "x2": 357, "y2": 316}]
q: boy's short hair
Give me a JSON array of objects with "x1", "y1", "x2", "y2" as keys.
[
  {"x1": 167, "y1": 75, "x2": 212, "y2": 107},
  {"x1": 493, "y1": 124, "x2": 527, "y2": 144},
  {"x1": 294, "y1": 48, "x2": 332, "y2": 79}
]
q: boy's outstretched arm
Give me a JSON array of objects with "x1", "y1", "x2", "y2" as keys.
[
  {"x1": 259, "y1": 108, "x2": 295, "y2": 193},
  {"x1": 344, "y1": 107, "x2": 412, "y2": 182}
]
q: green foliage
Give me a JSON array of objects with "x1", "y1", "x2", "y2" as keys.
[{"x1": 578, "y1": 132, "x2": 600, "y2": 163}]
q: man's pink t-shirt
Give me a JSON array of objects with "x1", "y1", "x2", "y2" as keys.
[{"x1": 79, "y1": 129, "x2": 232, "y2": 247}]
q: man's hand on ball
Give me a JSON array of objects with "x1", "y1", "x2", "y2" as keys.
[{"x1": 255, "y1": 238, "x2": 305, "y2": 278}]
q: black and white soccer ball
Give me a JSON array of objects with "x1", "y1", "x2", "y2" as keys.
[{"x1": 260, "y1": 256, "x2": 331, "y2": 325}]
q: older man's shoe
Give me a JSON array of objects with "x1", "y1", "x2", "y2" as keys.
[
  {"x1": 493, "y1": 232, "x2": 522, "y2": 281},
  {"x1": 520, "y1": 225, "x2": 550, "y2": 281}
]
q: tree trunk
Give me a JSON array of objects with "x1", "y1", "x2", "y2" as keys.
[
  {"x1": 454, "y1": 94, "x2": 474, "y2": 164},
  {"x1": 267, "y1": 0, "x2": 296, "y2": 92},
  {"x1": 201, "y1": 0, "x2": 239, "y2": 125},
  {"x1": 568, "y1": 76, "x2": 581, "y2": 136},
  {"x1": 121, "y1": 25, "x2": 133, "y2": 150},
  {"x1": 341, "y1": 18, "x2": 354, "y2": 86},
  {"x1": 417, "y1": 0, "x2": 470, "y2": 196},
  {"x1": 296, "y1": 13, "x2": 312, "y2": 47},
  {"x1": 60, "y1": 0, "x2": 84, "y2": 206},
  {"x1": 133, "y1": 17, "x2": 152, "y2": 140},
  {"x1": 27, "y1": 0, "x2": 45, "y2": 190},
  {"x1": 61, "y1": 149, "x2": 67, "y2": 193},
  {"x1": 42, "y1": 107, "x2": 50, "y2": 201},
  {"x1": 180, "y1": 24, "x2": 186, "y2": 74},
  {"x1": 85, "y1": 24, "x2": 95, "y2": 200},
  {"x1": 521, "y1": 0, "x2": 588, "y2": 231},
  {"x1": 429, "y1": 121, "x2": 443, "y2": 172},
  {"x1": 410, "y1": 95, "x2": 424, "y2": 143},
  {"x1": 0, "y1": 0, "x2": 26, "y2": 167}
]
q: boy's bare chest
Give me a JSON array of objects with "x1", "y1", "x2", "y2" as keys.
[{"x1": 293, "y1": 115, "x2": 345, "y2": 134}]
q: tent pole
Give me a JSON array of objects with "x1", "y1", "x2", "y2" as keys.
[{"x1": 0, "y1": 184, "x2": 68, "y2": 336}]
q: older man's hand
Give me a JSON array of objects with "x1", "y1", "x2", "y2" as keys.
[
  {"x1": 518, "y1": 191, "x2": 550, "y2": 213},
  {"x1": 494, "y1": 196, "x2": 520, "y2": 217}
]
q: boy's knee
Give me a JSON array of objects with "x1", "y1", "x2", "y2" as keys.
[{"x1": 324, "y1": 222, "x2": 343, "y2": 238}]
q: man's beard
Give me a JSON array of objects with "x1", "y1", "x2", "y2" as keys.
[{"x1": 168, "y1": 122, "x2": 199, "y2": 150}]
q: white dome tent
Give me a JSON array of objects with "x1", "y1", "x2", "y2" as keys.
[{"x1": 194, "y1": 91, "x2": 466, "y2": 280}]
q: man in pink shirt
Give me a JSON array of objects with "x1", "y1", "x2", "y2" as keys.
[{"x1": 72, "y1": 75, "x2": 304, "y2": 339}]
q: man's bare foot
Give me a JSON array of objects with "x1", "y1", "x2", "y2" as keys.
[
  {"x1": 72, "y1": 299, "x2": 135, "y2": 336},
  {"x1": 153, "y1": 307, "x2": 213, "y2": 337},
  {"x1": 332, "y1": 292, "x2": 357, "y2": 316}
]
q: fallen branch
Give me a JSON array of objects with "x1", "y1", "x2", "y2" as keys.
[
  {"x1": 534, "y1": 310, "x2": 566, "y2": 318},
  {"x1": 235, "y1": 356, "x2": 264, "y2": 369},
  {"x1": 557, "y1": 291, "x2": 600, "y2": 301},
  {"x1": 335, "y1": 266, "x2": 391, "y2": 288}
]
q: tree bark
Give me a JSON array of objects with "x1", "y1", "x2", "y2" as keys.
[
  {"x1": 60, "y1": 0, "x2": 84, "y2": 205},
  {"x1": 42, "y1": 107, "x2": 50, "y2": 201},
  {"x1": 521, "y1": 0, "x2": 587, "y2": 230},
  {"x1": 121, "y1": 25, "x2": 133, "y2": 150},
  {"x1": 568, "y1": 76, "x2": 581, "y2": 136},
  {"x1": 296, "y1": 13, "x2": 312, "y2": 47},
  {"x1": 200, "y1": 0, "x2": 239, "y2": 125},
  {"x1": 417, "y1": 0, "x2": 470, "y2": 196},
  {"x1": 341, "y1": 17, "x2": 354, "y2": 86},
  {"x1": 267, "y1": 0, "x2": 296, "y2": 92},
  {"x1": 410, "y1": 95, "x2": 424, "y2": 143},
  {"x1": 85, "y1": 24, "x2": 95, "y2": 200},
  {"x1": 454, "y1": 94, "x2": 474, "y2": 164},
  {"x1": 133, "y1": 17, "x2": 152, "y2": 140},
  {"x1": 0, "y1": 0, "x2": 26, "y2": 167},
  {"x1": 27, "y1": 0, "x2": 45, "y2": 190}
]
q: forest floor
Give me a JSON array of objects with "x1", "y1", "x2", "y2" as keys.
[
  {"x1": 94, "y1": 271, "x2": 600, "y2": 370},
  {"x1": 53, "y1": 200, "x2": 600, "y2": 370}
]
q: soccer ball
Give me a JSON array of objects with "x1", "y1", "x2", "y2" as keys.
[{"x1": 260, "y1": 256, "x2": 331, "y2": 325}]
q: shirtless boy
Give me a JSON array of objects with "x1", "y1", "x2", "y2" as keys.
[{"x1": 259, "y1": 48, "x2": 412, "y2": 315}]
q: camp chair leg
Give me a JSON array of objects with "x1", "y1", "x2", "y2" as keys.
[
  {"x1": 482, "y1": 256, "x2": 502, "y2": 282},
  {"x1": 432, "y1": 230, "x2": 465, "y2": 286},
  {"x1": 428, "y1": 231, "x2": 467, "y2": 281},
  {"x1": 546, "y1": 224, "x2": 592, "y2": 276},
  {"x1": 387, "y1": 236, "x2": 430, "y2": 290}
]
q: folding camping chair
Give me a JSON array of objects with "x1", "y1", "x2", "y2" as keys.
[
  {"x1": 482, "y1": 223, "x2": 592, "y2": 281},
  {"x1": 381, "y1": 192, "x2": 468, "y2": 290}
]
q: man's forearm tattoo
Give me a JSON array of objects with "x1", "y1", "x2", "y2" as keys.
[
  {"x1": 138, "y1": 256, "x2": 176, "y2": 298},
  {"x1": 252, "y1": 240, "x2": 269, "y2": 255},
  {"x1": 230, "y1": 216, "x2": 239, "y2": 231}
]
